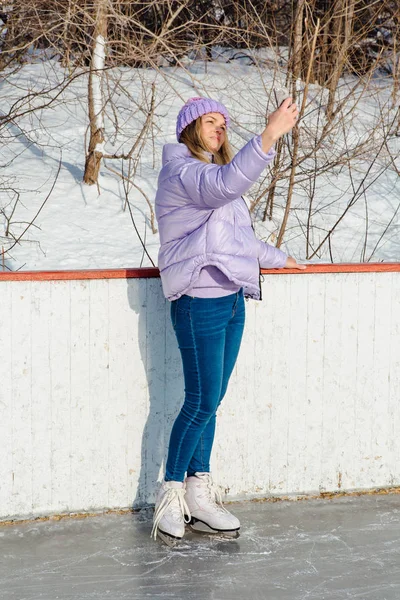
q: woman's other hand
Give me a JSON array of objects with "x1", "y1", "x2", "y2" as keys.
[
  {"x1": 284, "y1": 256, "x2": 306, "y2": 270},
  {"x1": 261, "y1": 98, "x2": 299, "y2": 153}
]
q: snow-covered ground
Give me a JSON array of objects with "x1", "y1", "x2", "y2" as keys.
[{"x1": 0, "y1": 55, "x2": 399, "y2": 271}]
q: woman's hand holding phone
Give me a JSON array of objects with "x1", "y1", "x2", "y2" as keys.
[{"x1": 260, "y1": 93, "x2": 299, "y2": 153}]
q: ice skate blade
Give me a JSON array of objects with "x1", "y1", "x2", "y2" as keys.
[
  {"x1": 157, "y1": 529, "x2": 182, "y2": 548},
  {"x1": 188, "y1": 520, "x2": 240, "y2": 538}
]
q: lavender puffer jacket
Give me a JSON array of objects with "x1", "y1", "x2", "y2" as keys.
[{"x1": 155, "y1": 135, "x2": 288, "y2": 301}]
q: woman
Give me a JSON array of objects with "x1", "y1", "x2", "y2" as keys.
[{"x1": 151, "y1": 96, "x2": 305, "y2": 545}]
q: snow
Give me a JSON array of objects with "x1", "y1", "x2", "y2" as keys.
[{"x1": 0, "y1": 56, "x2": 399, "y2": 272}]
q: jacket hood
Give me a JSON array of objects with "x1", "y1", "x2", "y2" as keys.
[
  {"x1": 162, "y1": 143, "x2": 213, "y2": 166},
  {"x1": 162, "y1": 143, "x2": 192, "y2": 166}
]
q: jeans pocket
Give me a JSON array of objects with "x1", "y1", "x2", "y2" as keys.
[
  {"x1": 171, "y1": 301, "x2": 178, "y2": 327},
  {"x1": 232, "y1": 292, "x2": 239, "y2": 317},
  {"x1": 171, "y1": 296, "x2": 192, "y2": 327},
  {"x1": 232, "y1": 290, "x2": 245, "y2": 318}
]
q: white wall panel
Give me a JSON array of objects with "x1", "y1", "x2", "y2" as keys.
[
  {"x1": 0, "y1": 271, "x2": 399, "y2": 521},
  {"x1": 10, "y1": 281, "x2": 33, "y2": 516},
  {"x1": 49, "y1": 280, "x2": 72, "y2": 513},
  {"x1": 108, "y1": 278, "x2": 131, "y2": 508},
  {"x1": 0, "y1": 282, "x2": 13, "y2": 515},
  {"x1": 69, "y1": 279, "x2": 92, "y2": 511},
  {"x1": 390, "y1": 274, "x2": 400, "y2": 485},
  {"x1": 337, "y1": 274, "x2": 359, "y2": 490},
  {"x1": 31, "y1": 281, "x2": 52, "y2": 514}
]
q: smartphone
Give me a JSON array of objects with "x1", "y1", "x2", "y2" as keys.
[{"x1": 273, "y1": 87, "x2": 290, "y2": 108}]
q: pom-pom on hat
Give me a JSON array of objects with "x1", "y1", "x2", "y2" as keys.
[{"x1": 176, "y1": 97, "x2": 230, "y2": 141}]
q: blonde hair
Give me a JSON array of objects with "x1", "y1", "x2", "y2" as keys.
[{"x1": 179, "y1": 117, "x2": 233, "y2": 165}]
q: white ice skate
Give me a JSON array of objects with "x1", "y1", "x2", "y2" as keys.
[
  {"x1": 151, "y1": 480, "x2": 191, "y2": 547},
  {"x1": 184, "y1": 472, "x2": 240, "y2": 538}
]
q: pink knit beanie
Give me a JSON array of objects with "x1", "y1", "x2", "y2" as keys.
[{"x1": 176, "y1": 97, "x2": 230, "y2": 141}]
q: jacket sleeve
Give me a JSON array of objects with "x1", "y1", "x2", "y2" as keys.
[
  {"x1": 179, "y1": 136, "x2": 275, "y2": 209},
  {"x1": 257, "y1": 239, "x2": 288, "y2": 269}
]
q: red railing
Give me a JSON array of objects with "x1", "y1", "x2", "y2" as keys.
[{"x1": 0, "y1": 263, "x2": 399, "y2": 281}]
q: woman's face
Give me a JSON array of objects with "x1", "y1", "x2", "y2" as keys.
[{"x1": 199, "y1": 112, "x2": 226, "y2": 153}]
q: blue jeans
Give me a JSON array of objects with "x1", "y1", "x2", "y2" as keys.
[{"x1": 165, "y1": 289, "x2": 245, "y2": 482}]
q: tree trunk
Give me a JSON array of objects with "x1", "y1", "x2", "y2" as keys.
[
  {"x1": 83, "y1": 0, "x2": 107, "y2": 186},
  {"x1": 290, "y1": 0, "x2": 305, "y2": 101},
  {"x1": 326, "y1": 0, "x2": 355, "y2": 121}
]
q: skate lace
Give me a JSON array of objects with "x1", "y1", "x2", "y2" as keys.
[
  {"x1": 151, "y1": 488, "x2": 191, "y2": 540},
  {"x1": 205, "y1": 477, "x2": 229, "y2": 513}
]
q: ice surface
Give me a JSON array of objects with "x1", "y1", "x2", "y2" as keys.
[{"x1": 1, "y1": 494, "x2": 400, "y2": 599}]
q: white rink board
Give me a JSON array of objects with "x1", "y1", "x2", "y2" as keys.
[{"x1": 0, "y1": 271, "x2": 399, "y2": 520}]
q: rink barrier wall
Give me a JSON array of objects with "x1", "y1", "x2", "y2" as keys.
[{"x1": 0, "y1": 263, "x2": 399, "y2": 521}]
